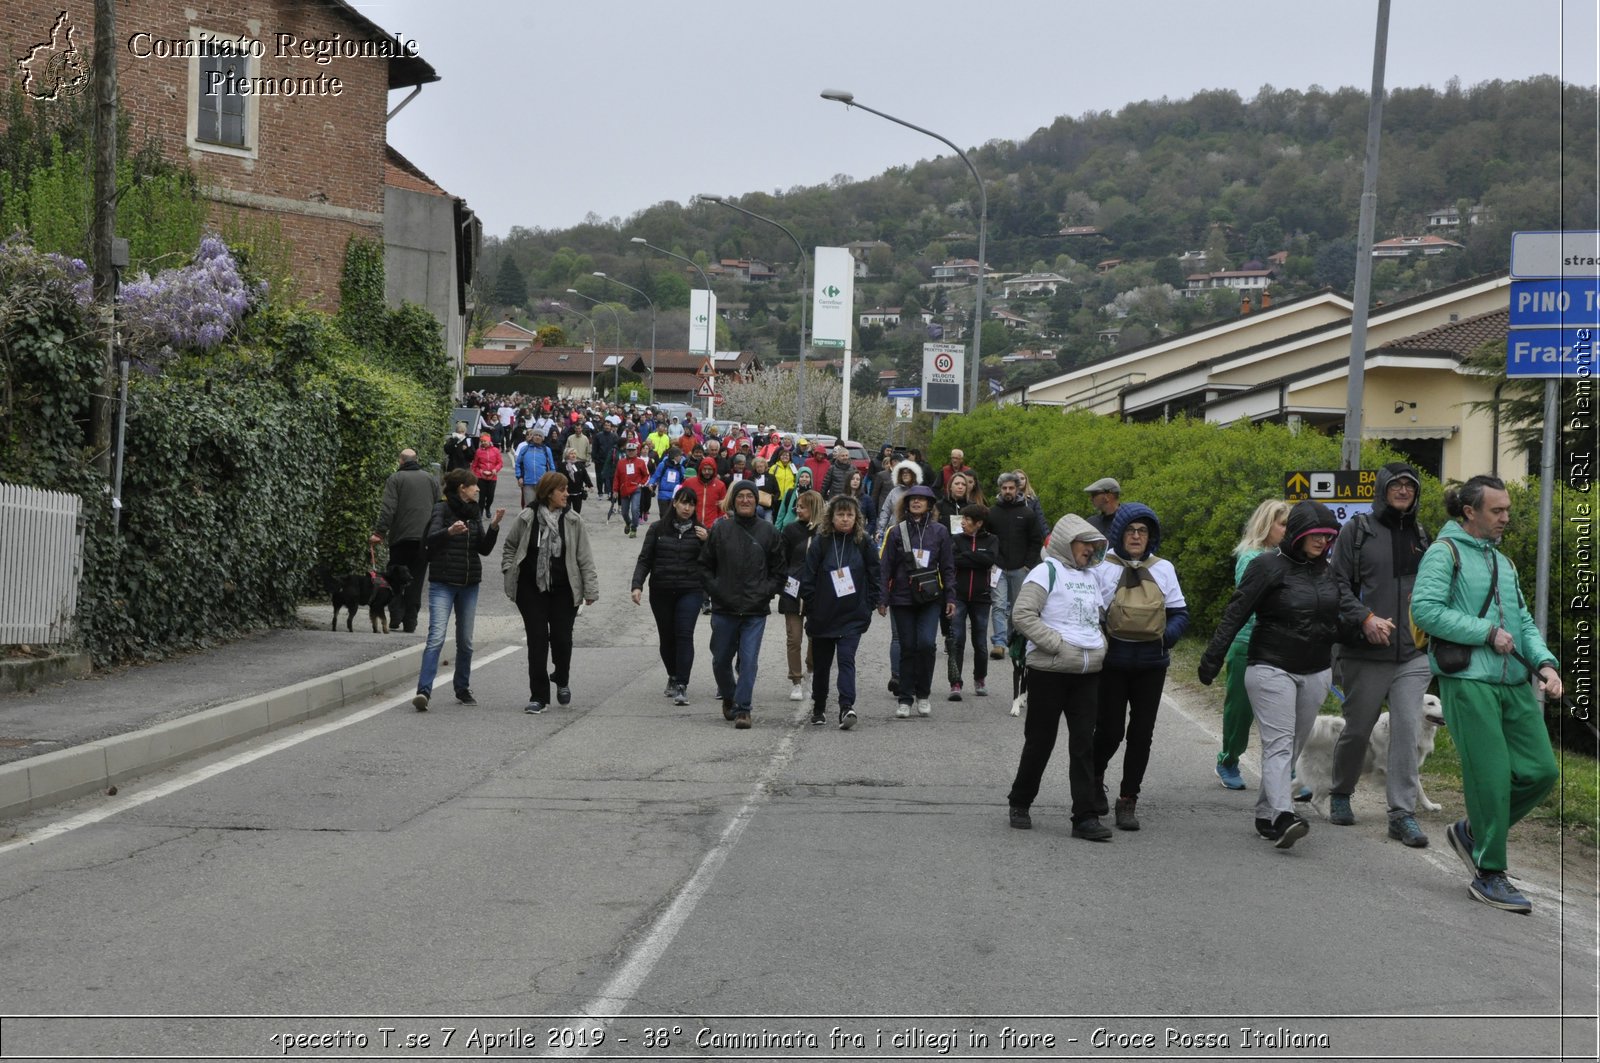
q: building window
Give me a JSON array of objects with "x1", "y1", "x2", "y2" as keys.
[{"x1": 186, "y1": 30, "x2": 260, "y2": 159}]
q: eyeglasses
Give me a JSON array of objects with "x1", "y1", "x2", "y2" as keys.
[{"x1": 1124, "y1": 527, "x2": 1150, "y2": 536}]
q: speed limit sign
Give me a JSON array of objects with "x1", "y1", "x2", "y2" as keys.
[{"x1": 922, "y1": 343, "x2": 964, "y2": 413}]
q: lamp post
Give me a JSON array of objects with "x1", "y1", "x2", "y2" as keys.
[
  {"x1": 630, "y1": 237, "x2": 717, "y2": 419},
  {"x1": 553, "y1": 301, "x2": 597, "y2": 398},
  {"x1": 594, "y1": 271, "x2": 656, "y2": 397},
  {"x1": 697, "y1": 194, "x2": 810, "y2": 433},
  {"x1": 821, "y1": 89, "x2": 986, "y2": 414},
  {"x1": 566, "y1": 288, "x2": 622, "y2": 396}
]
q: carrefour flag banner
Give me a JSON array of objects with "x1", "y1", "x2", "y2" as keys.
[
  {"x1": 812, "y1": 246, "x2": 854, "y2": 349},
  {"x1": 690, "y1": 288, "x2": 717, "y2": 356}
]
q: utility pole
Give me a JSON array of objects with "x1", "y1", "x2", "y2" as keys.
[
  {"x1": 90, "y1": 0, "x2": 119, "y2": 476},
  {"x1": 1340, "y1": 0, "x2": 1390, "y2": 471}
]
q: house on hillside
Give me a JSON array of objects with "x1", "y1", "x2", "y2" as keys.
[
  {"x1": 1003, "y1": 272, "x2": 1070, "y2": 298},
  {"x1": 1427, "y1": 205, "x2": 1488, "y2": 229},
  {"x1": 481, "y1": 320, "x2": 539, "y2": 350},
  {"x1": 1184, "y1": 268, "x2": 1276, "y2": 297},
  {"x1": 930, "y1": 258, "x2": 988, "y2": 283},
  {"x1": 989, "y1": 307, "x2": 1032, "y2": 331},
  {"x1": 997, "y1": 273, "x2": 1518, "y2": 481},
  {"x1": 1373, "y1": 235, "x2": 1464, "y2": 258},
  {"x1": 845, "y1": 240, "x2": 891, "y2": 278},
  {"x1": 718, "y1": 259, "x2": 776, "y2": 283},
  {"x1": 1, "y1": 0, "x2": 445, "y2": 311},
  {"x1": 859, "y1": 307, "x2": 933, "y2": 329}
]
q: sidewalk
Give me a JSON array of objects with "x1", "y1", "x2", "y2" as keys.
[{"x1": 0, "y1": 608, "x2": 428, "y2": 820}]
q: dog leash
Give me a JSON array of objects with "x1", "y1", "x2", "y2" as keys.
[{"x1": 369, "y1": 542, "x2": 379, "y2": 577}]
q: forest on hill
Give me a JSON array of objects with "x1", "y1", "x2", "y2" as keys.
[{"x1": 480, "y1": 77, "x2": 1595, "y2": 392}]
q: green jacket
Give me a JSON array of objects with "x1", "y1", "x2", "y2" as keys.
[{"x1": 1410, "y1": 520, "x2": 1557, "y2": 685}]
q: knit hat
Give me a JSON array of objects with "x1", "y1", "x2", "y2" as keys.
[{"x1": 729, "y1": 479, "x2": 758, "y2": 503}]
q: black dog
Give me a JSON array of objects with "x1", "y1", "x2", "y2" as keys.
[{"x1": 368, "y1": 565, "x2": 411, "y2": 634}]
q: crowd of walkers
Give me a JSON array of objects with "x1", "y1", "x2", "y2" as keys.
[{"x1": 372, "y1": 392, "x2": 1566, "y2": 916}]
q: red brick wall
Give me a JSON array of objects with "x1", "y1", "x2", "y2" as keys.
[{"x1": 1, "y1": 0, "x2": 395, "y2": 309}]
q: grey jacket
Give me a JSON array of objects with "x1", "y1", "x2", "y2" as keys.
[
  {"x1": 1328, "y1": 463, "x2": 1429, "y2": 663},
  {"x1": 1011, "y1": 514, "x2": 1111, "y2": 675},
  {"x1": 375, "y1": 462, "x2": 440, "y2": 543},
  {"x1": 501, "y1": 506, "x2": 600, "y2": 607}
]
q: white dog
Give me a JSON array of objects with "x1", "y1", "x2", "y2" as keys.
[{"x1": 1295, "y1": 694, "x2": 1447, "y2": 817}]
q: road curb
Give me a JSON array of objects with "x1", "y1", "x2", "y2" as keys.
[{"x1": 0, "y1": 642, "x2": 425, "y2": 822}]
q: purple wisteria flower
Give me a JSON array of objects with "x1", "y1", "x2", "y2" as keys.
[{"x1": 119, "y1": 235, "x2": 259, "y2": 356}]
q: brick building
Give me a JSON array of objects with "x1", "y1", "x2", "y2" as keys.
[{"x1": 1, "y1": 0, "x2": 437, "y2": 309}]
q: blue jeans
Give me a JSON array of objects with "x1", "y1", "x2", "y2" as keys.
[
  {"x1": 948, "y1": 599, "x2": 991, "y2": 686},
  {"x1": 990, "y1": 567, "x2": 1027, "y2": 648},
  {"x1": 812, "y1": 633, "x2": 861, "y2": 711},
  {"x1": 621, "y1": 491, "x2": 641, "y2": 532},
  {"x1": 891, "y1": 602, "x2": 942, "y2": 702},
  {"x1": 417, "y1": 581, "x2": 479, "y2": 695},
  {"x1": 710, "y1": 613, "x2": 767, "y2": 710}
]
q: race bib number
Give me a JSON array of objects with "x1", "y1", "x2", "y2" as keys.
[
  {"x1": 989, "y1": 568, "x2": 1001, "y2": 588},
  {"x1": 831, "y1": 568, "x2": 856, "y2": 597},
  {"x1": 784, "y1": 576, "x2": 800, "y2": 598},
  {"x1": 949, "y1": 515, "x2": 962, "y2": 533},
  {"x1": 914, "y1": 549, "x2": 930, "y2": 568}
]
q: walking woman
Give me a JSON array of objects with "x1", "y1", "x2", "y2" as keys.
[
  {"x1": 631, "y1": 485, "x2": 706, "y2": 705},
  {"x1": 935, "y1": 471, "x2": 974, "y2": 532},
  {"x1": 1213, "y1": 499, "x2": 1290, "y2": 789},
  {"x1": 840, "y1": 468, "x2": 877, "y2": 533},
  {"x1": 470, "y1": 431, "x2": 502, "y2": 513},
  {"x1": 412, "y1": 470, "x2": 505, "y2": 711},
  {"x1": 801, "y1": 494, "x2": 881, "y2": 729},
  {"x1": 779, "y1": 490, "x2": 822, "y2": 701},
  {"x1": 878, "y1": 485, "x2": 955, "y2": 718},
  {"x1": 503, "y1": 471, "x2": 599, "y2": 715},
  {"x1": 774, "y1": 466, "x2": 815, "y2": 530},
  {"x1": 1091, "y1": 503, "x2": 1190, "y2": 831},
  {"x1": 1199, "y1": 500, "x2": 1361, "y2": 848},
  {"x1": 1005, "y1": 514, "x2": 1115, "y2": 838},
  {"x1": 562, "y1": 448, "x2": 594, "y2": 513}
]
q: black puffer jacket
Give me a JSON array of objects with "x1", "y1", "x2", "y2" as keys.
[
  {"x1": 988, "y1": 495, "x2": 1044, "y2": 570},
  {"x1": 424, "y1": 497, "x2": 499, "y2": 586},
  {"x1": 699, "y1": 512, "x2": 786, "y2": 616},
  {"x1": 1199, "y1": 501, "x2": 1362, "y2": 681},
  {"x1": 631, "y1": 518, "x2": 705, "y2": 595}
]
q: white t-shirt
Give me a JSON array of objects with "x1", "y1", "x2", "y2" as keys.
[{"x1": 1024, "y1": 557, "x2": 1114, "y2": 653}]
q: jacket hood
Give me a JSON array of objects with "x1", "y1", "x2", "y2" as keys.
[
  {"x1": 697, "y1": 458, "x2": 718, "y2": 477},
  {"x1": 1372, "y1": 461, "x2": 1422, "y2": 523},
  {"x1": 795, "y1": 468, "x2": 813, "y2": 485},
  {"x1": 1046, "y1": 513, "x2": 1107, "y2": 570},
  {"x1": 1107, "y1": 502, "x2": 1161, "y2": 560},
  {"x1": 892, "y1": 459, "x2": 923, "y2": 485},
  {"x1": 1284, "y1": 500, "x2": 1340, "y2": 563}
]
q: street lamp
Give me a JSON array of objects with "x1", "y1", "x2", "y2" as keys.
[
  {"x1": 567, "y1": 288, "x2": 623, "y2": 395},
  {"x1": 821, "y1": 88, "x2": 986, "y2": 414},
  {"x1": 553, "y1": 301, "x2": 597, "y2": 397},
  {"x1": 630, "y1": 237, "x2": 717, "y2": 418},
  {"x1": 697, "y1": 193, "x2": 810, "y2": 433},
  {"x1": 593, "y1": 271, "x2": 657, "y2": 396}
]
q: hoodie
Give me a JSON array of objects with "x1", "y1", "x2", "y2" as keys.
[
  {"x1": 693, "y1": 459, "x2": 727, "y2": 526},
  {"x1": 876, "y1": 459, "x2": 923, "y2": 534},
  {"x1": 1102, "y1": 502, "x2": 1190, "y2": 668},
  {"x1": 1009, "y1": 514, "x2": 1114, "y2": 674},
  {"x1": 1328, "y1": 461, "x2": 1429, "y2": 663},
  {"x1": 1199, "y1": 501, "x2": 1365, "y2": 682}
]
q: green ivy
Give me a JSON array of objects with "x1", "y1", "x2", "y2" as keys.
[{"x1": 336, "y1": 236, "x2": 387, "y2": 350}]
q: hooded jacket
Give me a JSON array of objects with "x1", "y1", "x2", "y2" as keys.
[
  {"x1": 648, "y1": 451, "x2": 686, "y2": 500},
  {"x1": 699, "y1": 486, "x2": 787, "y2": 616},
  {"x1": 692, "y1": 459, "x2": 728, "y2": 526},
  {"x1": 820, "y1": 454, "x2": 856, "y2": 500},
  {"x1": 630, "y1": 513, "x2": 706, "y2": 596},
  {"x1": 1199, "y1": 501, "x2": 1365, "y2": 681},
  {"x1": 876, "y1": 460, "x2": 923, "y2": 535},
  {"x1": 1411, "y1": 518, "x2": 1559, "y2": 685},
  {"x1": 1101, "y1": 502, "x2": 1190, "y2": 669},
  {"x1": 1010, "y1": 514, "x2": 1114, "y2": 674},
  {"x1": 878, "y1": 504, "x2": 956, "y2": 609},
  {"x1": 775, "y1": 468, "x2": 815, "y2": 530},
  {"x1": 1328, "y1": 462, "x2": 1429, "y2": 663}
]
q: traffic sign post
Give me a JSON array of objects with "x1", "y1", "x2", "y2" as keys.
[
  {"x1": 922, "y1": 343, "x2": 964, "y2": 414},
  {"x1": 1284, "y1": 469, "x2": 1375, "y2": 525}
]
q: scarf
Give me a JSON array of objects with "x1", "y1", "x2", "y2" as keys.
[{"x1": 535, "y1": 505, "x2": 564, "y2": 592}]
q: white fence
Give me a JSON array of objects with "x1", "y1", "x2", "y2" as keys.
[{"x1": 0, "y1": 482, "x2": 85, "y2": 645}]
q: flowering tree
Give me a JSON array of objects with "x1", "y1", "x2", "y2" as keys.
[
  {"x1": 719, "y1": 366, "x2": 895, "y2": 445},
  {"x1": 118, "y1": 235, "x2": 260, "y2": 358}
]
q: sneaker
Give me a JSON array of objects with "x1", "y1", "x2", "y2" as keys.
[
  {"x1": 989, "y1": 646, "x2": 1006, "y2": 660},
  {"x1": 454, "y1": 688, "x2": 475, "y2": 705},
  {"x1": 1272, "y1": 812, "x2": 1310, "y2": 849},
  {"x1": 1388, "y1": 814, "x2": 1429, "y2": 848},
  {"x1": 1447, "y1": 819, "x2": 1480, "y2": 877},
  {"x1": 789, "y1": 683, "x2": 804, "y2": 702},
  {"x1": 1114, "y1": 797, "x2": 1140, "y2": 831},
  {"x1": 974, "y1": 680, "x2": 987, "y2": 697},
  {"x1": 947, "y1": 684, "x2": 963, "y2": 702},
  {"x1": 1469, "y1": 871, "x2": 1532, "y2": 914},
  {"x1": 721, "y1": 697, "x2": 736, "y2": 721},
  {"x1": 1092, "y1": 776, "x2": 1110, "y2": 817},
  {"x1": 523, "y1": 700, "x2": 545, "y2": 715},
  {"x1": 734, "y1": 710, "x2": 752, "y2": 729},
  {"x1": 1215, "y1": 760, "x2": 1246, "y2": 790},
  {"x1": 839, "y1": 708, "x2": 857, "y2": 731},
  {"x1": 1009, "y1": 807, "x2": 1032, "y2": 830},
  {"x1": 916, "y1": 699, "x2": 932, "y2": 717},
  {"x1": 672, "y1": 686, "x2": 690, "y2": 706},
  {"x1": 895, "y1": 702, "x2": 912, "y2": 719},
  {"x1": 412, "y1": 692, "x2": 429, "y2": 712},
  {"x1": 811, "y1": 709, "x2": 826, "y2": 726},
  {"x1": 556, "y1": 686, "x2": 572, "y2": 706},
  {"x1": 1292, "y1": 784, "x2": 1313, "y2": 802},
  {"x1": 663, "y1": 682, "x2": 678, "y2": 697},
  {"x1": 1071, "y1": 817, "x2": 1113, "y2": 841},
  {"x1": 1328, "y1": 794, "x2": 1355, "y2": 825},
  {"x1": 1255, "y1": 817, "x2": 1278, "y2": 840}
]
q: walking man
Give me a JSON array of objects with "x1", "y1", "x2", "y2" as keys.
[
  {"x1": 1327, "y1": 463, "x2": 1434, "y2": 846},
  {"x1": 700, "y1": 480, "x2": 786, "y2": 729},
  {"x1": 370, "y1": 448, "x2": 440, "y2": 633},
  {"x1": 988, "y1": 472, "x2": 1044, "y2": 660},
  {"x1": 1411, "y1": 475, "x2": 1562, "y2": 914},
  {"x1": 1084, "y1": 477, "x2": 1121, "y2": 537}
]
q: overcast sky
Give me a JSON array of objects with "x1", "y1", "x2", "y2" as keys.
[{"x1": 366, "y1": 0, "x2": 1599, "y2": 238}]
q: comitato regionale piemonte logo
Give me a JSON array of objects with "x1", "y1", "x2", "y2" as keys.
[{"x1": 20, "y1": 11, "x2": 92, "y2": 102}]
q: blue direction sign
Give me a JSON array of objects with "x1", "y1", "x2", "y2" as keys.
[
  {"x1": 1505, "y1": 327, "x2": 1597, "y2": 378},
  {"x1": 1509, "y1": 278, "x2": 1600, "y2": 327},
  {"x1": 885, "y1": 387, "x2": 921, "y2": 398}
]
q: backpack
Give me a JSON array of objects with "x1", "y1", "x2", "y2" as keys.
[{"x1": 1104, "y1": 556, "x2": 1167, "y2": 642}]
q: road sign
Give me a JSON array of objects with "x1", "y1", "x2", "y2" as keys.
[
  {"x1": 922, "y1": 343, "x2": 964, "y2": 413},
  {"x1": 895, "y1": 397, "x2": 914, "y2": 422},
  {"x1": 1509, "y1": 278, "x2": 1600, "y2": 327},
  {"x1": 1510, "y1": 230, "x2": 1600, "y2": 279},
  {"x1": 696, "y1": 358, "x2": 716, "y2": 378},
  {"x1": 712, "y1": 395, "x2": 725, "y2": 406},
  {"x1": 696, "y1": 379, "x2": 716, "y2": 397},
  {"x1": 1505, "y1": 327, "x2": 1596, "y2": 378},
  {"x1": 1284, "y1": 470, "x2": 1375, "y2": 502},
  {"x1": 885, "y1": 387, "x2": 920, "y2": 398}
]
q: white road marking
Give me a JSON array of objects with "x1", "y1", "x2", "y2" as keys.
[{"x1": 0, "y1": 646, "x2": 521, "y2": 858}]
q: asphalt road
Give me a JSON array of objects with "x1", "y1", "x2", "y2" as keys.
[{"x1": 0, "y1": 495, "x2": 1594, "y2": 1062}]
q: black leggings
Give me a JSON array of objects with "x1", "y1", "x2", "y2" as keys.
[
  {"x1": 1093, "y1": 664, "x2": 1169, "y2": 800},
  {"x1": 517, "y1": 584, "x2": 579, "y2": 703},
  {"x1": 649, "y1": 588, "x2": 702, "y2": 685}
]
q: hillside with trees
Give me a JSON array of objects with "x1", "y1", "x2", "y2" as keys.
[{"x1": 479, "y1": 78, "x2": 1594, "y2": 393}]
